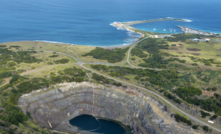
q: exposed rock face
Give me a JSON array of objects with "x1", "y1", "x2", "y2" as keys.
[{"x1": 18, "y1": 82, "x2": 196, "y2": 134}]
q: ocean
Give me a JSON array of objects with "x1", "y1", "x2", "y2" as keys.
[{"x1": 0, "y1": 0, "x2": 221, "y2": 46}]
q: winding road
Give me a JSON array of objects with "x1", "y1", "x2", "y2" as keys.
[
  {"x1": 1, "y1": 39, "x2": 221, "y2": 133},
  {"x1": 66, "y1": 42, "x2": 221, "y2": 133},
  {"x1": 125, "y1": 36, "x2": 149, "y2": 66},
  {"x1": 81, "y1": 64, "x2": 221, "y2": 133}
]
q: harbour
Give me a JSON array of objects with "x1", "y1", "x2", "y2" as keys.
[
  {"x1": 111, "y1": 18, "x2": 217, "y2": 39},
  {"x1": 178, "y1": 26, "x2": 213, "y2": 36}
]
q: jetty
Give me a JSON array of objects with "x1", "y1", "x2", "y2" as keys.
[{"x1": 178, "y1": 25, "x2": 212, "y2": 36}]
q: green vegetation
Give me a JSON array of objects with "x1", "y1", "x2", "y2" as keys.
[
  {"x1": 192, "y1": 63, "x2": 198, "y2": 66},
  {"x1": 91, "y1": 64, "x2": 180, "y2": 88},
  {"x1": 137, "y1": 38, "x2": 169, "y2": 68},
  {"x1": 201, "y1": 111, "x2": 211, "y2": 118},
  {"x1": 203, "y1": 126, "x2": 209, "y2": 132},
  {"x1": 164, "y1": 33, "x2": 203, "y2": 42},
  {"x1": 49, "y1": 54, "x2": 59, "y2": 58},
  {"x1": 92, "y1": 73, "x2": 122, "y2": 87},
  {"x1": 52, "y1": 67, "x2": 87, "y2": 83},
  {"x1": 0, "y1": 66, "x2": 87, "y2": 133},
  {"x1": 210, "y1": 115, "x2": 218, "y2": 120},
  {"x1": 164, "y1": 92, "x2": 182, "y2": 104},
  {"x1": 83, "y1": 47, "x2": 128, "y2": 63},
  {"x1": 90, "y1": 64, "x2": 221, "y2": 116},
  {"x1": 174, "y1": 87, "x2": 202, "y2": 98},
  {"x1": 1, "y1": 36, "x2": 221, "y2": 133},
  {"x1": 132, "y1": 38, "x2": 190, "y2": 69},
  {"x1": 0, "y1": 101, "x2": 28, "y2": 126},
  {"x1": 0, "y1": 45, "x2": 6, "y2": 47},
  {"x1": 0, "y1": 72, "x2": 12, "y2": 79},
  {"x1": 0, "y1": 44, "x2": 86, "y2": 133},
  {"x1": 131, "y1": 48, "x2": 148, "y2": 58},
  {"x1": 9, "y1": 75, "x2": 23, "y2": 84},
  {"x1": 0, "y1": 48, "x2": 42, "y2": 75},
  {"x1": 54, "y1": 58, "x2": 69, "y2": 64},
  {"x1": 174, "y1": 114, "x2": 192, "y2": 126},
  {"x1": 90, "y1": 64, "x2": 193, "y2": 89},
  {"x1": 192, "y1": 125, "x2": 199, "y2": 129},
  {"x1": 190, "y1": 57, "x2": 221, "y2": 66},
  {"x1": 173, "y1": 86, "x2": 221, "y2": 115}
]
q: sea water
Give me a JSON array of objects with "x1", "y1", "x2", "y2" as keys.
[{"x1": 0, "y1": 0, "x2": 221, "y2": 46}]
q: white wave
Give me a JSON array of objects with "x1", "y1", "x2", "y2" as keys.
[
  {"x1": 35, "y1": 40, "x2": 73, "y2": 45},
  {"x1": 183, "y1": 19, "x2": 192, "y2": 22},
  {"x1": 166, "y1": 17, "x2": 192, "y2": 22},
  {"x1": 35, "y1": 40, "x2": 134, "y2": 48}
]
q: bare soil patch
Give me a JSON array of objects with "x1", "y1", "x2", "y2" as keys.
[
  {"x1": 191, "y1": 53, "x2": 200, "y2": 55},
  {"x1": 187, "y1": 48, "x2": 201, "y2": 51},
  {"x1": 170, "y1": 48, "x2": 179, "y2": 50},
  {"x1": 185, "y1": 41, "x2": 198, "y2": 44},
  {"x1": 202, "y1": 90, "x2": 214, "y2": 97}
]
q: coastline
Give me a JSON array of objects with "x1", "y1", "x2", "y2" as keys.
[
  {"x1": 110, "y1": 17, "x2": 189, "y2": 38},
  {"x1": 110, "y1": 17, "x2": 217, "y2": 37},
  {"x1": 1, "y1": 18, "x2": 218, "y2": 49},
  {"x1": 0, "y1": 40, "x2": 132, "y2": 49},
  {"x1": 110, "y1": 17, "x2": 191, "y2": 36}
]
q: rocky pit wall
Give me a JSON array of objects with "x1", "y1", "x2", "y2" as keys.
[{"x1": 18, "y1": 82, "x2": 198, "y2": 134}]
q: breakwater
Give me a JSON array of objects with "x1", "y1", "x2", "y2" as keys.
[
  {"x1": 111, "y1": 18, "x2": 215, "y2": 36},
  {"x1": 121, "y1": 18, "x2": 191, "y2": 26},
  {"x1": 111, "y1": 18, "x2": 191, "y2": 36},
  {"x1": 178, "y1": 26, "x2": 212, "y2": 35}
]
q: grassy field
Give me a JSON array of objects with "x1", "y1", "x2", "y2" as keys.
[
  {"x1": 15, "y1": 51, "x2": 76, "y2": 71},
  {"x1": 129, "y1": 50, "x2": 149, "y2": 66},
  {"x1": 161, "y1": 41, "x2": 221, "y2": 70},
  {"x1": 1, "y1": 40, "x2": 221, "y2": 133},
  {"x1": 166, "y1": 41, "x2": 221, "y2": 60},
  {"x1": 26, "y1": 64, "x2": 79, "y2": 78},
  {"x1": 67, "y1": 44, "x2": 131, "y2": 64},
  {"x1": 66, "y1": 45, "x2": 110, "y2": 63},
  {"x1": 1, "y1": 41, "x2": 129, "y2": 64},
  {"x1": 1, "y1": 41, "x2": 82, "y2": 59}
]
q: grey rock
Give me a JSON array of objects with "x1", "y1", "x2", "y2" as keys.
[{"x1": 18, "y1": 82, "x2": 198, "y2": 134}]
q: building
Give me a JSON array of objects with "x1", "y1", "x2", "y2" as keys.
[
  {"x1": 191, "y1": 38, "x2": 210, "y2": 42},
  {"x1": 192, "y1": 38, "x2": 200, "y2": 41},
  {"x1": 204, "y1": 38, "x2": 210, "y2": 41},
  {"x1": 208, "y1": 120, "x2": 214, "y2": 124}
]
